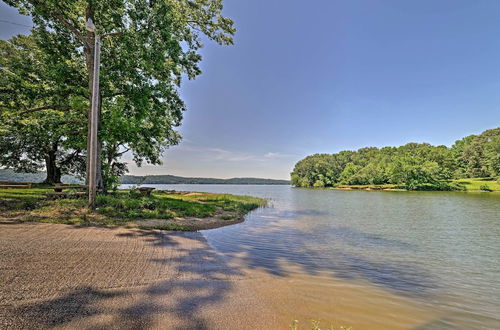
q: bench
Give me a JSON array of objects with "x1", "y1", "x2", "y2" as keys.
[
  {"x1": 45, "y1": 184, "x2": 88, "y2": 199},
  {"x1": 0, "y1": 182, "x2": 32, "y2": 189},
  {"x1": 138, "y1": 187, "x2": 155, "y2": 196}
]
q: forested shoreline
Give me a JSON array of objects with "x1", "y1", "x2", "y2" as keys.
[
  {"x1": 291, "y1": 127, "x2": 499, "y2": 191},
  {"x1": 122, "y1": 175, "x2": 289, "y2": 185}
]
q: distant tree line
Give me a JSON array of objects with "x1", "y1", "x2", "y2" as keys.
[
  {"x1": 122, "y1": 175, "x2": 290, "y2": 185},
  {"x1": 291, "y1": 127, "x2": 500, "y2": 190}
]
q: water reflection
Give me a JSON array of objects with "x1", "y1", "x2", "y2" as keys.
[{"x1": 121, "y1": 184, "x2": 500, "y2": 327}]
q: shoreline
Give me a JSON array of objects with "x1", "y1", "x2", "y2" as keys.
[
  {"x1": 0, "y1": 220, "x2": 447, "y2": 329},
  {"x1": 0, "y1": 188, "x2": 266, "y2": 231},
  {"x1": 294, "y1": 186, "x2": 500, "y2": 193},
  {"x1": 333, "y1": 186, "x2": 500, "y2": 192},
  {"x1": 130, "y1": 214, "x2": 246, "y2": 231},
  {"x1": 0, "y1": 221, "x2": 284, "y2": 329}
]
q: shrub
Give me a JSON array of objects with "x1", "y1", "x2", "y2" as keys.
[{"x1": 480, "y1": 184, "x2": 492, "y2": 192}]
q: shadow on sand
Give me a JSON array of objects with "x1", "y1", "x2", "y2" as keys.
[{"x1": 1, "y1": 228, "x2": 245, "y2": 329}]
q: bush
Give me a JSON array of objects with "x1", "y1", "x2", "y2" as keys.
[{"x1": 480, "y1": 184, "x2": 492, "y2": 192}]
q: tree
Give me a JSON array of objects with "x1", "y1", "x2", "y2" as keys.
[
  {"x1": 484, "y1": 135, "x2": 500, "y2": 178},
  {"x1": 4, "y1": 0, "x2": 235, "y2": 189},
  {"x1": 0, "y1": 33, "x2": 87, "y2": 183},
  {"x1": 290, "y1": 127, "x2": 498, "y2": 189},
  {"x1": 452, "y1": 128, "x2": 500, "y2": 178}
]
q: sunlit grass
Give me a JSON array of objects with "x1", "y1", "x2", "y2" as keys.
[
  {"x1": 0, "y1": 187, "x2": 266, "y2": 229},
  {"x1": 453, "y1": 178, "x2": 500, "y2": 191}
]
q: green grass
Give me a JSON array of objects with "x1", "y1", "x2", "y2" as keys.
[
  {"x1": 328, "y1": 178, "x2": 500, "y2": 192},
  {"x1": 0, "y1": 187, "x2": 266, "y2": 229},
  {"x1": 453, "y1": 178, "x2": 500, "y2": 191}
]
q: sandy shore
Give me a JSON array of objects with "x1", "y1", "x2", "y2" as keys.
[
  {"x1": 0, "y1": 221, "x2": 454, "y2": 330},
  {"x1": 0, "y1": 221, "x2": 284, "y2": 329}
]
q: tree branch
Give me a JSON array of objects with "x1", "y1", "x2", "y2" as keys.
[
  {"x1": 60, "y1": 148, "x2": 82, "y2": 166},
  {"x1": 20, "y1": 105, "x2": 72, "y2": 116},
  {"x1": 116, "y1": 147, "x2": 131, "y2": 157},
  {"x1": 26, "y1": 0, "x2": 88, "y2": 46}
]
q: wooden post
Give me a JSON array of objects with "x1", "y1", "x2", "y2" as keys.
[{"x1": 88, "y1": 36, "x2": 100, "y2": 209}]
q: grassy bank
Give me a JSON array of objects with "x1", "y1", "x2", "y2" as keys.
[
  {"x1": 452, "y1": 178, "x2": 500, "y2": 192},
  {"x1": 332, "y1": 178, "x2": 500, "y2": 192},
  {"x1": 0, "y1": 186, "x2": 266, "y2": 230}
]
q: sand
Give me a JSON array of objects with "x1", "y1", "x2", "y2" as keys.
[
  {"x1": 0, "y1": 221, "x2": 451, "y2": 330},
  {"x1": 0, "y1": 221, "x2": 284, "y2": 329}
]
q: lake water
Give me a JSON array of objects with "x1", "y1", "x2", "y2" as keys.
[{"x1": 121, "y1": 184, "x2": 500, "y2": 329}]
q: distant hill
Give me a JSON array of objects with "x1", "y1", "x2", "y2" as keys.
[
  {"x1": 0, "y1": 169, "x2": 290, "y2": 185},
  {"x1": 121, "y1": 175, "x2": 290, "y2": 185},
  {"x1": 0, "y1": 169, "x2": 82, "y2": 184}
]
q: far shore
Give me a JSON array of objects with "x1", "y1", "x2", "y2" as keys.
[{"x1": 331, "y1": 186, "x2": 500, "y2": 193}]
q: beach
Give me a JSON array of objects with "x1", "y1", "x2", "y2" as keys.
[{"x1": 0, "y1": 221, "x2": 283, "y2": 329}]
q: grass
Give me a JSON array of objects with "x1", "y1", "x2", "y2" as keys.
[
  {"x1": 0, "y1": 186, "x2": 266, "y2": 229},
  {"x1": 452, "y1": 178, "x2": 500, "y2": 191},
  {"x1": 332, "y1": 178, "x2": 500, "y2": 192}
]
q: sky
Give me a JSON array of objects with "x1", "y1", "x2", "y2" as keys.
[{"x1": 1, "y1": 0, "x2": 500, "y2": 180}]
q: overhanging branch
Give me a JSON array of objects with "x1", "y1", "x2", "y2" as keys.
[
  {"x1": 20, "y1": 105, "x2": 72, "y2": 116},
  {"x1": 26, "y1": 0, "x2": 88, "y2": 46}
]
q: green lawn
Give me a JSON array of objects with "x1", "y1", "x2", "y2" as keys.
[
  {"x1": 453, "y1": 178, "x2": 500, "y2": 191},
  {"x1": 0, "y1": 186, "x2": 266, "y2": 229},
  {"x1": 330, "y1": 178, "x2": 500, "y2": 192}
]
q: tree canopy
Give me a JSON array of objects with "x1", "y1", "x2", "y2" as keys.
[
  {"x1": 291, "y1": 127, "x2": 500, "y2": 190},
  {"x1": 1, "y1": 0, "x2": 235, "y2": 188},
  {"x1": 0, "y1": 33, "x2": 87, "y2": 183}
]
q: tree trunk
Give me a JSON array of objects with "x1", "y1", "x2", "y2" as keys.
[{"x1": 44, "y1": 150, "x2": 62, "y2": 184}]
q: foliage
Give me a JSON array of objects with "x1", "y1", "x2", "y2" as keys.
[
  {"x1": 3, "y1": 0, "x2": 235, "y2": 189},
  {"x1": 451, "y1": 128, "x2": 500, "y2": 178},
  {"x1": 291, "y1": 127, "x2": 500, "y2": 190},
  {"x1": 0, "y1": 33, "x2": 87, "y2": 183},
  {"x1": 479, "y1": 184, "x2": 492, "y2": 192}
]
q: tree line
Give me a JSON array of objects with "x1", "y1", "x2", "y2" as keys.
[
  {"x1": 122, "y1": 175, "x2": 290, "y2": 185},
  {"x1": 291, "y1": 127, "x2": 500, "y2": 190},
  {"x1": 0, "y1": 0, "x2": 234, "y2": 191}
]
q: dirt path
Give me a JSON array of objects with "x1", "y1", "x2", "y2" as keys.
[{"x1": 0, "y1": 221, "x2": 284, "y2": 329}]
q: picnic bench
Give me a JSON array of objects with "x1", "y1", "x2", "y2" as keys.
[
  {"x1": 137, "y1": 187, "x2": 155, "y2": 196},
  {"x1": 45, "y1": 184, "x2": 88, "y2": 199},
  {"x1": 0, "y1": 182, "x2": 32, "y2": 189}
]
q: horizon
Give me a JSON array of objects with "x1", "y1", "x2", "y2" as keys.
[{"x1": 2, "y1": 1, "x2": 499, "y2": 180}]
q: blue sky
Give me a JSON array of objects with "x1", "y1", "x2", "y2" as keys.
[{"x1": 2, "y1": 0, "x2": 499, "y2": 179}]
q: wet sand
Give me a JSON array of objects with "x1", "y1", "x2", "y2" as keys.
[
  {"x1": 0, "y1": 221, "x2": 284, "y2": 329},
  {"x1": 0, "y1": 221, "x2": 460, "y2": 329}
]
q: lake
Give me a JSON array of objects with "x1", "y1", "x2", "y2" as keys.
[{"x1": 121, "y1": 184, "x2": 500, "y2": 329}]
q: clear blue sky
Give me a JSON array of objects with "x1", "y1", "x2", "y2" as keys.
[{"x1": 1, "y1": 0, "x2": 499, "y2": 179}]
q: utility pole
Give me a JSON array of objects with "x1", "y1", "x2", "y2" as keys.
[{"x1": 86, "y1": 19, "x2": 100, "y2": 209}]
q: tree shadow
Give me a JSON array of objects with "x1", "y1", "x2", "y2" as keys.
[
  {"x1": 6, "y1": 287, "x2": 122, "y2": 328},
  {"x1": 2, "y1": 228, "x2": 245, "y2": 329}
]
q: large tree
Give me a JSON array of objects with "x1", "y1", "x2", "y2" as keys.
[
  {"x1": 0, "y1": 33, "x2": 87, "y2": 183},
  {"x1": 3, "y1": 0, "x2": 235, "y2": 188}
]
